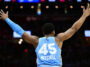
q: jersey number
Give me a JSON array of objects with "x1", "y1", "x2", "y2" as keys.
[{"x1": 39, "y1": 43, "x2": 56, "y2": 55}]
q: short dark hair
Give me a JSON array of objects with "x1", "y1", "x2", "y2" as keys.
[{"x1": 42, "y1": 23, "x2": 55, "y2": 35}]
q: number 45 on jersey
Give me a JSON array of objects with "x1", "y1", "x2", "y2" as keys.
[{"x1": 39, "y1": 43, "x2": 57, "y2": 55}]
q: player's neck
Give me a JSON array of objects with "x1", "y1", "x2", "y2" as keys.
[{"x1": 45, "y1": 34, "x2": 54, "y2": 38}]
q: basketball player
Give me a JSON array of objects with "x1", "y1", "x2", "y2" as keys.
[{"x1": 0, "y1": 4, "x2": 90, "y2": 67}]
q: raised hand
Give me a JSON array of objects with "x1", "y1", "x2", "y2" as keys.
[
  {"x1": 0, "y1": 10, "x2": 8, "y2": 20},
  {"x1": 83, "y1": 3, "x2": 90, "y2": 18}
]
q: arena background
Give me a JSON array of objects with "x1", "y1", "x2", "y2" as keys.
[{"x1": 0, "y1": 0, "x2": 90, "y2": 67}]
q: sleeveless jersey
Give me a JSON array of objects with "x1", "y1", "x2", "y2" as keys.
[{"x1": 35, "y1": 37, "x2": 62, "y2": 66}]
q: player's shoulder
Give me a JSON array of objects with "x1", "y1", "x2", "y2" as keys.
[{"x1": 55, "y1": 33, "x2": 64, "y2": 40}]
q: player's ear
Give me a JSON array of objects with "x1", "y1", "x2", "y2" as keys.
[
  {"x1": 51, "y1": 30, "x2": 55, "y2": 35},
  {"x1": 43, "y1": 32, "x2": 44, "y2": 35}
]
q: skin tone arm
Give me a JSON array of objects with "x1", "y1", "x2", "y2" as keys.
[
  {"x1": 22, "y1": 32, "x2": 38, "y2": 48},
  {"x1": 57, "y1": 4, "x2": 90, "y2": 42},
  {"x1": 0, "y1": 10, "x2": 39, "y2": 48}
]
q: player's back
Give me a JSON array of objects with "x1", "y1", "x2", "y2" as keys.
[{"x1": 35, "y1": 37, "x2": 62, "y2": 67}]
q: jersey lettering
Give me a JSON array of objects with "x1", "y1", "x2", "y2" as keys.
[{"x1": 41, "y1": 55, "x2": 56, "y2": 60}]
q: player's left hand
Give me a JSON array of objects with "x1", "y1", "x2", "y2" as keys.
[{"x1": 0, "y1": 10, "x2": 8, "y2": 20}]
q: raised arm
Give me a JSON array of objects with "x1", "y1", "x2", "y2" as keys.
[
  {"x1": 57, "y1": 4, "x2": 90, "y2": 41},
  {"x1": 0, "y1": 10, "x2": 38, "y2": 48}
]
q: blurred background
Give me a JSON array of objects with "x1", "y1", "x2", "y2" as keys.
[{"x1": 0, "y1": 0, "x2": 90, "y2": 67}]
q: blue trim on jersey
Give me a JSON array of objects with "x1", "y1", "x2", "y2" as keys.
[{"x1": 35, "y1": 37, "x2": 62, "y2": 66}]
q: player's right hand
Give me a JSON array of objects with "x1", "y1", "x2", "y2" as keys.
[
  {"x1": 83, "y1": 3, "x2": 90, "y2": 18},
  {"x1": 0, "y1": 10, "x2": 8, "y2": 20}
]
